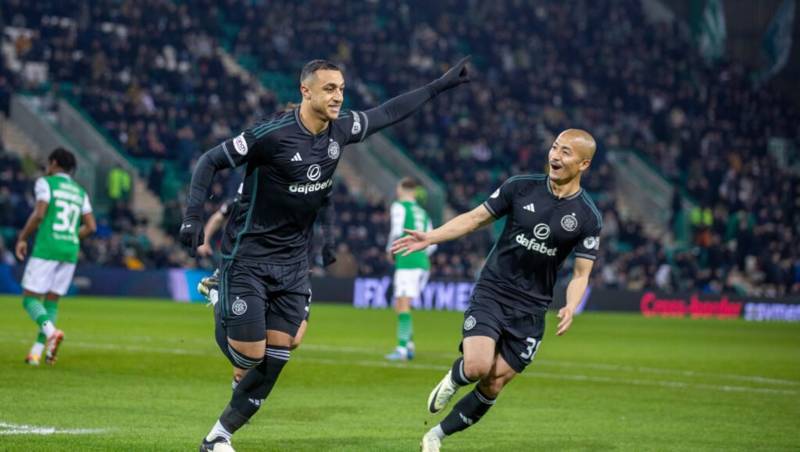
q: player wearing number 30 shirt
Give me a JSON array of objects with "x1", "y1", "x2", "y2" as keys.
[
  {"x1": 392, "y1": 129, "x2": 603, "y2": 452},
  {"x1": 16, "y1": 148, "x2": 96, "y2": 367}
]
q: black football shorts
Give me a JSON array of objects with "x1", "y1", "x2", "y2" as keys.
[
  {"x1": 216, "y1": 258, "x2": 311, "y2": 342},
  {"x1": 460, "y1": 293, "x2": 546, "y2": 373}
]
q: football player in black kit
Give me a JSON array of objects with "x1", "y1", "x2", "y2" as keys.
[
  {"x1": 392, "y1": 129, "x2": 602, "y2": 452},
  {"x1": 195, "y1": 182, "x2": 336, "y2": 390},
  {"x1": 180, "y1": 57, "x2": 470, "y2": 451}
]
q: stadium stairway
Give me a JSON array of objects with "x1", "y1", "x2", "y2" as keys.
[
  {"x1": 53, "y1": 97, "x2": 169, "y2": 247},
  {"x1": 607, "y1": 148, "x2": 695, "y2": 247},
  {"x1": 1, "y1": 114, "x2": 39, "y2": 164}
]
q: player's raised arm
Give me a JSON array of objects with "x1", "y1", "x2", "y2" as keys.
[
  {"x1": 353, "y1": 56, "x2": 471, "y2": 142},
  {"x1": 391, "y1": 204, "x2": 494, "y2": 256}
]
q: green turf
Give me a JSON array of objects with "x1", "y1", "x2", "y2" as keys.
[{"x1": 1, "y1": 295, "x2": 798, "y2": 451}]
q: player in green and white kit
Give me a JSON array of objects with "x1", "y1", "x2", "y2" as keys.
[
  {"x1": 15, "y1": 148, "x2": 96, "y2": 366},
  {"x1": 385, "y1": 178, "x2": 436, "y2": 361}
]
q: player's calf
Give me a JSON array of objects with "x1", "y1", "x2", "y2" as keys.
[
  {"x1": 477, "y1": 373, "x2": 510, "y2": 398},
  {"x1": 425, "y1": 353, "x2": 518, "y2": 448},
  {"x1": 222, "y1": 350, "x2": 288, "y2": 433},
  {"x1": 205, "y1": 344, "x2": 292, "y2": 444},
  {"x1": 424, "y1": 387, "x2": 497, "y2": 444},
  {"x1": 427, "y1": 338, "x2": 504, "y2": 413},
  {"x1": 204, "y1": 389, "x2": 264, "y2": 448}
]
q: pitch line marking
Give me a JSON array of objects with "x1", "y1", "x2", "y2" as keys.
[
  {"x1": 300, "y1": 344, "x2": 800, "y2": 387},
  {"x1": 0, "y1": 422, "x2": 107, "y2": 435},
  {"x1": 7, "y1": 340, "x2": 795, "y2": 396},
  {"x1": 5, "y1": 335, "x2": 800, "y2": 388},
  {"x1": 298, "y1": 357, "x2": 800, "y2": 396}
]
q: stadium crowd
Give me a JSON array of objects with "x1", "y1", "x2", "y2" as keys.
[{"x1": 1, "y1": 0, "x2": 798, "y2": 296}]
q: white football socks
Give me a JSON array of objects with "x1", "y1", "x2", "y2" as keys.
[
  {"x1": 41, "y1": 320, "x2": 56, "y2": 338},
  {"x1": 30, "y1": 342, "x2": 45, "y2": 357},
  {"x1": 206, "y1": 420, "x2": 232, "y2": 442}
]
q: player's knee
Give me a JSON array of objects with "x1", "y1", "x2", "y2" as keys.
[
  {"x1": 477, "y1": 376, "x2": 506, "y2": 398},
  {"x1": 289, "y1": 327, "x2": 304, "y2": 349},
  {"x1": 227, "y1": 344, "x2": 264, "y2": 370},
  {"x1": 394, "y1": 296, "x2": 412, "y2": 313},
  {"x1": 289, "y1": 337, "x2": 302, "y2": 350},
  {"x1": 290, "y1": 323, "x2": 307, "y2": 350},
  {"x1": 266, "y1": 329, "x2": 294, "y2": 348},
  {"x1": 463, "y1": 358, "x2": 492, "y2": 380}
]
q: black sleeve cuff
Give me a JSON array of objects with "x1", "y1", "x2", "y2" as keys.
[{"x1": 483, "y1": 202, "x2": 499, "y2": 218}]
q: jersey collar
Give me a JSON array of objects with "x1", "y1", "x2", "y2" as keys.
[
  {"x1": 54, "y1": 172, "x2": 72, "y2": 179},
  {"x1": 546, "y1": 176, "x2": 582, "y2": 200},
  {"x1": 294, "y1": 108, "x2": 329, "y2": 137}
]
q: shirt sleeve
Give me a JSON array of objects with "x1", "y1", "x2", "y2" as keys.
[
  {"x1": 386, "y1": 202, "x2": 406, "y2": 251},
  {"x1": 185, "y1": 122, "x2": 278, "y2": 218},
  {"x1": 335, "y1": 110, "x2": 369, "y2": 145},
  {"x1": 337, "y1": 83, "x2": 439, "y2": 146},
  {"x1": 81, "y1": 193, "x2": 93, "y2": 215},
  {"x1": 359, "y1": 84, "x2": 437, "y2": 141},
  {"x1": 574, "y1": 216, "x2": 602, "y2": 261},
  {"x1": 218, "y1": 130, "x2": 261, "y2": 168},
  {"x1": 34, "y1": 178, "x2": 50, "y2": 203},
  {"x1": 218, "y1": 118, "x2": 284, "y2": 168},
  {"x1": 482, "y1": 179, "x2": 515, "y2": 219}
]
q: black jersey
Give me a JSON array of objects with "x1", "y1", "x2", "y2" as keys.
[
  {"x1": 476, "y1": 174, "x2": 603, "y2": 313},
  {"x1": 218, "y1": 108, "x2": 367, "y2": 263},
  {"x1": 184, "y1": 79, "x2": 454, "y2": 262}
]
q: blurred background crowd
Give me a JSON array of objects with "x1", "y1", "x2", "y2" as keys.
[{"x1": 1, "y1": 0, "x2": 798, "y2": 296}]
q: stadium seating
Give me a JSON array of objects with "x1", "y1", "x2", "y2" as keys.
[{"x1": 1, "y1": 0, "x2": 797, "y2": 295}]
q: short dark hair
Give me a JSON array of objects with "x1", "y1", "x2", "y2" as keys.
[
  {"x1": 48, "y1": 147, "x2": 77, "y2": 173},
  {"x1": 300, "y1": 59, "x2": 343, "y2": 83},
  {"x1": 399, "y1": 177, "x2": 419, "y2": 191}
]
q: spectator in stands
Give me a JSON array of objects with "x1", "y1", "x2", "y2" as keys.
[
  {"x1": 1, "y1": 0, "x2": 797, "y2": 296},
  {"x1": 148, "y1": 161, "x2": 165, "y2": 198}
]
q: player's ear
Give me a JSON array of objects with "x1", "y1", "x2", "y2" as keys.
[{"x1": 579, "y1": 159, "x2": 591, "y2": 171}]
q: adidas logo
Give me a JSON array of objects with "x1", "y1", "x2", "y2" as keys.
[
  {"x1": 523, "y1": 203, "x2": 535, "y2": 212},
  {"x1": 291, "y1": 152, "x2": 302, "y2": 162}
]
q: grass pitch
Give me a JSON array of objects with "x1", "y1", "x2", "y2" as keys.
[{"x1": 0, "y1": 295, "x2": 798, "y2": 451}]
